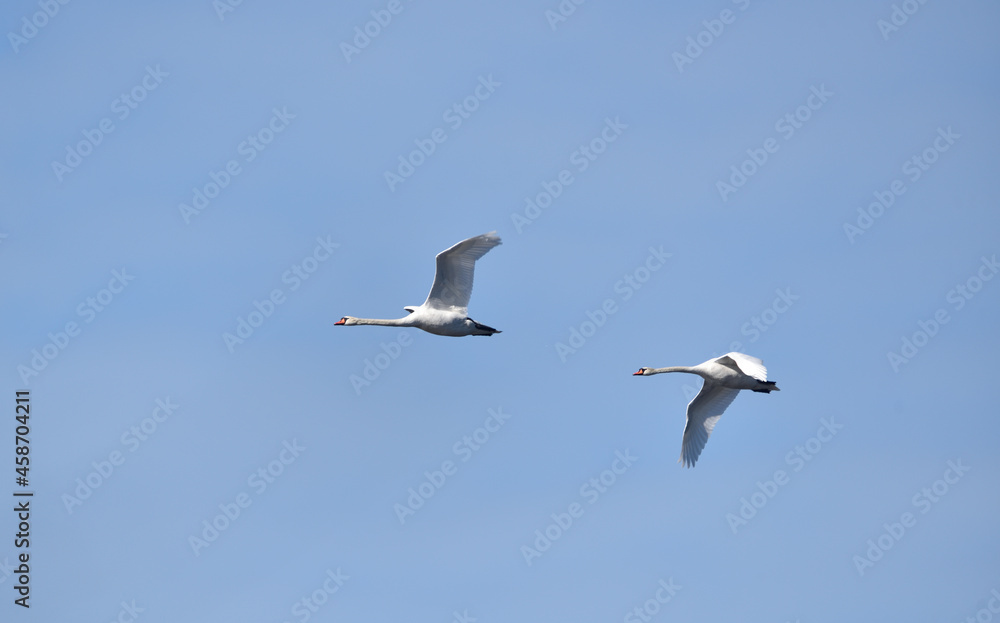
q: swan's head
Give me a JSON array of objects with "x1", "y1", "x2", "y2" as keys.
[
  {"x1": 334, "y1": 316, "x2": 357, "y2": 326},
  {"x1": 633, "y1": 367, "x2": 652, "y2": 376}
]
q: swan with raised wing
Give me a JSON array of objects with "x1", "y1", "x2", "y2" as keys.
[
  {"x1": 633, "y1": 352, "x2": 779, "y2": 467},
  {"x1": 335, "y1": 231, "x2": 502, "y2": 337}
]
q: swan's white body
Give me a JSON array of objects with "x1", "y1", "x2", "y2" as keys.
[
  {"x1": 335, "y1": 232, "x2": 501, "y2": 337},
  {"x1": 633, "y1": 352, "x2": 779, "y2": 468}
]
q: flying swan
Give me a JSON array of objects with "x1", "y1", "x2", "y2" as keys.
[
  {"x1": 335, "y1": 231, "x2": 502, "y2": 337},
  {"x1": 633, "y1": 353, "x2": 779, "y2": 467}
]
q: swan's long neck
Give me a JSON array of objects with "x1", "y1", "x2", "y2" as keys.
[
  {"x1": 648, "y1": 366, "x2": 697, "y2": 375},
  {"x1": 353, "y1": 317, "x2": 413, "y2": 327}
]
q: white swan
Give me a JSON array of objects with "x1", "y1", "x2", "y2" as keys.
[
  {"x1": 335, "y1": 231, "x2": 502, "y2": 337},
  {"x1": 633, "y1": 352, "x2": 779, "y2": 467}
]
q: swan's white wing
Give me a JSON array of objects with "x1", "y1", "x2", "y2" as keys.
[
  {"x1": 423, "y1": 231, "x2": 501, "y2": 312},
  {"x1": 679, "y1": 382, "x2": 740, "y2": 468},
  {"x1": 717, "y1": 352, "x2": 768, "y2": 382}
]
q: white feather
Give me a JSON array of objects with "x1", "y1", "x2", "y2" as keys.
[{"x1": 423, "y1": 231, "x2": 501, "y2": 313}]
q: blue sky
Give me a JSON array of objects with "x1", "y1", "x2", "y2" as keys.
[{"x1": 2, "y1": 1, "x2": 999, "y2": 621}]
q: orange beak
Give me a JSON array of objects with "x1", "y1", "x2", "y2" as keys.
[
  {"x1": 632, "y1": 369, "x2": 644, "y2": 376},
  {"x1": 334, "y1": 318, "x2": 346, "y2": 325}
]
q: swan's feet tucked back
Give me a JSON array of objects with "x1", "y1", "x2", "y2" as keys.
[
  {"x1": 751, "y1": 381, "x2": 780, "y2": 393},
  {"x1": 469, "y1": 318, "x2": 501, "y2": 336}
]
